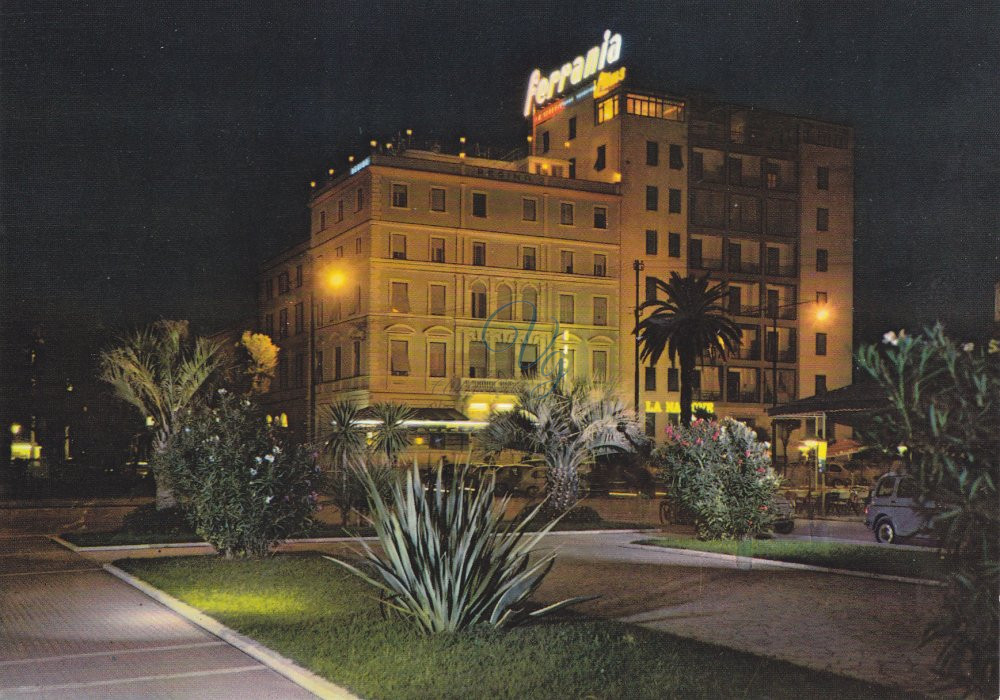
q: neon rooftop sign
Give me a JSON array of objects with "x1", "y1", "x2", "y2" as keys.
[{"x1": 523, "y1": 30, "x2": 623, "y2": 118}]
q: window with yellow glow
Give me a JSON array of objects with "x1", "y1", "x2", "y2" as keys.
[{"x1": 626, "y1": 94, "x2": 684, "y2": 122}]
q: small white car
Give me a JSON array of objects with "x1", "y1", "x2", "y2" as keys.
[{"x1": 864, "y1": 473, "x2": 936, "y2": 544}]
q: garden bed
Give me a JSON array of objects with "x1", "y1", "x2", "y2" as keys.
[
  {"x1": 635, "y1": 536, "x2": 945, "y2": 580},
  {"x1": 115, "y1": 554, "x2": 911, "y2": 699}
]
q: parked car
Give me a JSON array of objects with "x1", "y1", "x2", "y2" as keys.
[
  {"x1": 516, "y1": 459, "x2": 593, "y2": 499},
  {"x1": 864, "y1": 473, "x2": 936, "y2": 544}
]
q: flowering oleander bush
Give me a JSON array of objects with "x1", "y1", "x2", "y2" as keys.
[
  {"x1": 652, "y1": 418, "x2": 779, "y2": 540},
  {"x1": 155, "y1": 390, "x2": 319, "y2": 557}
]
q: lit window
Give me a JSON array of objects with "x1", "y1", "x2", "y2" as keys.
[
  {"x1": 595, "y1": 96, "x2": 619, "y2": 124},
  {"x1": 431, "y1": 237, "x2": 445, "y2": 263},
  {"x1": 391, "y1": 184, "x2": 408, "y2": 208},
  {"x1": 594, "y1": 206, "x2": 607, "y2": 229},
  {"x1": 390, "y1": 282, "x2": 409, "y2": 313},
  {"x1": 625, "y1": 94, "x2": 684, "y2": 121},
  {"x1": 560, "y1": 202, "x2": 574, "y2": 225},
  {"x1": 390, "y1": 340, "x2": 410, "y2": 376},
  {"x1": 469, "y1": 340, "x2": 488, "y2": 378},
  {"x1": 559, "y1": 294, "x2": 575, "y2": 324}
]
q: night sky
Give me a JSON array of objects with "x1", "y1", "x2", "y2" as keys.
[{"x1": 3, "y1": 1, "x2": 998, "y2": 379}]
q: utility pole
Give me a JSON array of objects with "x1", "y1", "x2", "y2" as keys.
[{"x1": 632, "y1": 260, "x2": 645, "y2": 415}]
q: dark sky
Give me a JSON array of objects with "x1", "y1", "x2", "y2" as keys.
[{"x1": 3, "y1": 1, "x2": 999, "y2": 376}]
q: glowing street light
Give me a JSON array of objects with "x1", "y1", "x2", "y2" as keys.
[{"x1": 10, "y1": 423, "x2": 21, "y2": 436}]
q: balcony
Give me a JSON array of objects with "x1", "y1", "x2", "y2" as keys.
[
  {"x1": 689, "y1": 257, "x2": 723, "y2": 272},
  {"x1": 694, "y1": 389, "x2": 723, "y2": 401},
  {"x1": 460, "y1": 377, "x2": 545, "y2": 394},
  {"x1": 765, "y1": 263, "x2": 797, "y2": 278},
  {"x1": 730, "y1": 344, "x2": 761, "y2": 361},
  {"x1": 728, "y1": 261, "x2": 761, "y2": 275},
  {"x1": 765, "y1": 347, "x2": 797, "y2": 363},
  {"x1": 727, "y1": 304, "x2": 760, "y2": 317},
  {"x1": 728, "y1": 389, "x2": 761, "y2": 404}
]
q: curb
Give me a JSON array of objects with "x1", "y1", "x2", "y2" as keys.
[
  {"x1": 623, "y1": 541, "x2": 944, "y2": 587},
  {"x1": 102, "y1": 562, "x2": 358, "y2": 700},
  {"x1": 54, "y1": 528, "x2": 654, "y2": 552}
]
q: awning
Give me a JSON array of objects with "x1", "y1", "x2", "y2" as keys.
[
  {"x1": 766, "y1": 381, "x2": 888, "y2": 426},
  {"x1": 353, "y1": 406, "x2": 487, "y2": 431}
]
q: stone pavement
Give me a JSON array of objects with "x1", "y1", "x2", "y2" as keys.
[{"x1": 0, "y1": 535, "x2": 317, "y2": 698}]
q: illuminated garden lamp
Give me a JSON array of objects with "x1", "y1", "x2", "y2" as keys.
[
  {"x1": 459, "y1": 136, "x2": 466, "y2": 144},
  {"x1": 406, "y1": 128, "x2": 412, "y2": 136},
  {"x1": 10, "y1": 423, "x2": 21, "y2": 436},
  {"x1": 309, "y1": 180, "x2": 316, "y2": 188},
  {"x1": 328, "y1": 168, "x2": 335, "y2": 176},
  {"x1": 369, "y1": 139, "x2": 377, "y2": 148}
]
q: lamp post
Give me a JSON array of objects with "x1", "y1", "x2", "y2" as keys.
[
  {"x1": 632, "y1": 260, "x2": 645, "y2": 415},
  {"x1": 309, "y1": 262, "x2": 348, "y2": 442}
]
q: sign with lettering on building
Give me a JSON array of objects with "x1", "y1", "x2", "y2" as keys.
[{"x1": 523, "y1": 30, "x2": 623, "y2": 117}]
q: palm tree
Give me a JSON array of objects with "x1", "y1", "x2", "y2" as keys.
[
  {"x1": 100, "y1": 320, "x2": 225, "y2": 508},
  {"x1": 367, "y1": 402, "x2": 415, "y2": 468},
  {"x1": 636, "y1": 273, "x2": 741, "y2": 427},
  {"x1": 321, "y1": 401, "x2": 368, "y2": 525},
  {"x1": 478, "y1": 381, "x2": 647, "y2": 514}
]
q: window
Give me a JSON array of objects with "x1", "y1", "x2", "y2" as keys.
[
  {"x1": 430, "y1": 284, "x2": 446, "y2": 315},
  {"x1": 391, "y1": 183, "x2": 408, "y2": 208},
  {"x1": 337, "y1": 200, "x2": 344, "y2": 222},
  {"x1": 334, "y1": 346, "x2": 342, "y2": 380},
  {"x1": 645, "y1": 229, "x2": 658, "y2": 255},
  {"x1": 264, "y1": 313, "x2": 274, "y2": 336},
  {"x1": 278, "y1": 308, "x2": 288, "y2": 338},
  {"x1": 390, "y1": 282, "x2": 409, "y2": 313},
  {"x1": 294, "y1": 353, "x2": 305, "y2": 387},
  {"x1": 593, "y1": 205, "x2": 607, "y2": 229},
  {"x1": 496, "y1": 284, "x2": 512, "y2": 320},
  {"x1": 816, "y1": 207, "x2": 829, "y2": 231},
  {"x1": 645, "y1": 413, "x2": 656, "y2": 438},
  {"x1": 431, "y1": 237, "x2": 445, "y2": 263},
  {"x1": 541, "y1": 131, "x2": 550, "y2": 153},
  {"x1": 265, "y1": 278, "x2": 273, "y2": 300},
  {"x1": 815, "y1": 374, "x2": 827, "y2": 395},
  {"x1": 668, "y1": 188, "x2": 682, "y2": 214},
  {"x1": 595, "y1": 145, "x2": 606, "y2": 171},
  {"x1": 593, "y1": 297, "x2": 608, "y2": 326},
  {"x1": 816, "y1": 249, "x2": 829, "y2": 272},
  {"x1": 497, "y1": 343, "x2": 515, "y2": 379},
  {"x1": 668, "y1": 232, "x2": 681, "y2": 257},
  {"x1": 315, "y1": 349, "x2": 324, "y2": 381},
  {"x1": 320, "y1": 210, "x2": 326, "y2": 230},
  {"x1": 816, "y1": 291, "x2": 828, "y2": 304},
  {"x1": 390, "y1": 234, "x2": 406, "y2": 260},
  {"x1": 294, "y1": 302, "x2": 304, "y2": 334},
  {"x1": 669, "y1": 144, "x2": 683, "y2": 169},
  {"x1": 645, "y1": 366, "x2": 657, "y2": 391},
  {"x1": 568, "y1": 116, "x2": 577, "y2": 140},
  {"x1": 472, "y1": 241, "x2": 486, "y2": 266},
  {"x1": 593, "y1": 254, "x2": 607, "y2": 277},
  {"x1": 356, "y1": 187, "x2": 364, "y2": 212},
  {"x1": 430, "y1": 187, "x2": 446, "y2": 212},
  {"x1": 645, "y1": 277, "x2": 658, "y2": 302},
  {"x1": 469, "y1": 340, "x2": 488, "y2": 378},
  {"x1": 522, "y1": 198, "x2": 537, "y2": 221},
  {"x1": 355, "y1": 237, "x2": 362, "y2": 254},
  {"x1": 520, "y1": 344, "x2": 538, "y2": 376},
  {"x1": 645, "y1": 185, "x2": 658, "y2": 211},
  {"x1": 352, "y1": 340, "x2": 361, "y2": 376},
  {"x1": 668, "y1": 368, "x2": 679, "y2": 391},
  {"x1": 595, "y1": 96, "x2": 618, "y2": 124},
  {"x1": 592, "y1": 350, "x2": 608, "y2": 382},
  {"x1": 560, "y1": 250, "x2": 574, "y2": 274},
  {"x1": 352, "y1": 283, "x2": 362, "y2": 315},
  {"x1": 522, "y1": 287, "x2": 538, "y2": 321},
  {"x1": 471, "y1": 285, "x2": 487, "y2": 318},
  {"x1": 390, "y1": 340, "x2": 410, "y2": 376},
  {"x1": 278, "y1": 272, "x2": 289, "y2": 294},
  {"x1": 559, "y1": 294, "x2": 575, "y2": 324},
  {"x1": 335, "y1": 245, "x2": 343, "y2": 258},
  {"x1": 626, "y1": 94, "x2": 684, "y2": 121},
  {"x1": 560, "y1": 202, "x2": 574, "y2": 225},
  {"x1": 568, "y1": 158, "x2": 576, "y2": 179},
  {"x1": 815, "y1": 332, "x2": 828, "y2": 356},
  {"x1": 429, "y1": 342, "x2": 446, "y2": 378},
  {"x1": 817, "y1": 166, "x2": 829, "y2": 190},
  {"x1": 522, "y1": 247, "x2": 536, "y2": 271},
  {"x1": 646, "y1": 140, "x2": 659, "y2": 166},
  {"x1": 472, "y1": 192, "x2": 487, "y2": 217}
]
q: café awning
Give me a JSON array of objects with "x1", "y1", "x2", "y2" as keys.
[{"x1": 766, "y1": 381, "x2": 888, "y2": 427}]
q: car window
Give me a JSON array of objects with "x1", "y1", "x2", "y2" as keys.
[
  {"x1": 895, "y1": 478, "x2": 918, "y2": 500},
  {"x1": 875, "y1": 478, "x2": 896, "y2": 498}
]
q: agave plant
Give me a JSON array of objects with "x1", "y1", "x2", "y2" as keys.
[{"x1": 325, "y1": 462, "x2": 590, "y2": 633}]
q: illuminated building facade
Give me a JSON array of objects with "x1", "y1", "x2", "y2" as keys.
[{"x1": 257, "y1": 31, "x2": 854, "y2": 457}]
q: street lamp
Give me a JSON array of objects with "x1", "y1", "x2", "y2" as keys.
[
  {"x1": 752, "y1": 298, "x2": 829, "y2": 407},
  {"x1": 632, "y1": 260, "x2": 645, "y2": 415},
  {"x1": 310, "y1": 264, "x2": 349, "y2": 442}
]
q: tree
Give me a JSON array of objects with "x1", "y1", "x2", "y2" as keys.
[
  {"x1": 367, "y1": 402, "x2": 414, "y2": 468},
  {"x1": 238, "y1": 331, "x2": 278, "y2": 394},
  {"x1": 478, "y1": 381, "x2": 646, "y2": 514},
  {"x1": 99, "y1": 320, "x2": 225, "y2": 508},
  {"x1": 636, "y1": 273, "x2": 741, "y2": 426},
  {"x1": 320, "y1": 400, "x2": 367, "y2": 525}
]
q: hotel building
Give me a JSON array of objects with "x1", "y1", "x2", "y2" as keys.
[{"x1": 256, "y1": 35, "x2": 854, "y2": 459}]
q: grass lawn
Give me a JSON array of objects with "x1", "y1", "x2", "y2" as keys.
[
  {"x1": 117, "y1": 554, "x2": 911, "y2": 699},
  {"x1": 636, "y1": 536, "x2": 945, "y2": 580},
  {"x1": 62, "y1": 519, "x2": 653, "y2": 547}
]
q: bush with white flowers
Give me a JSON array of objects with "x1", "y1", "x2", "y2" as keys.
[{"x1": 155, "y1": 390, "x2": 319, "y2": 557}]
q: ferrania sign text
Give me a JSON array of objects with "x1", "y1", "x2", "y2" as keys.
[{"x1": 523, "y1": 30, "x2": 623, "y2": 117}]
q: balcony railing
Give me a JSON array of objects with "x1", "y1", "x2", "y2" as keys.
[
  {"x1": 730, "y1": 344, "x2": 761, "y2": 360},
  {"x1": 765, "y1": 348, "x2": 797, "y2": 363},
  {"x1": 765, "y1": 263, "x2": 797, "y2": 278},
  {"x1": 460, "y1": 377, "x2": 545, "y2": 394},
  {"x1": 728, "y1": 389, "x2": 761, "y2": 404},
  {"x1": 728, "y1": 304, "x2": 761, "y2": 317},
  {"x1": 694, "y1": 389, "x2": 723, "y2": 401},
  {"x1": 689, "y1": 257, "x2": 723, "y2": 271},
  {"x1": 728, "y1": 261, "x2": 761, "y2": 274}
]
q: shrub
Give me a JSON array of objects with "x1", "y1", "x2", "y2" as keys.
[
  {"x1": 156, "y1": 390, "x2": 319, "y2": 557},
  {"x1": 857, "y1": 325, "x2": 998, "y2": 696},
  {"x1": 652, "y1": 418, "x2": 779, "y2": 540},
  {"x1": 327, "y1": 464, "x2": 590, "y2": 633},
  {"x1": 119, "y1": 503, "x2": 192, "y2": 537}
]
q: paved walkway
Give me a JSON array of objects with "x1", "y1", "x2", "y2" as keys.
[{"x1": 0, "y1": 535, "x2": 317, "y2": 698}]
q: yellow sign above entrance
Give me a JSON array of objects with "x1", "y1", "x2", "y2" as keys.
[{"x1": 644, "y1": 401, "x2": 715, "y2": 414}]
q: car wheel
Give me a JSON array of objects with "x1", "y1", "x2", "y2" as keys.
[{"x1": 874, "y1": 519, "x2": 896, "y2": 544}]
